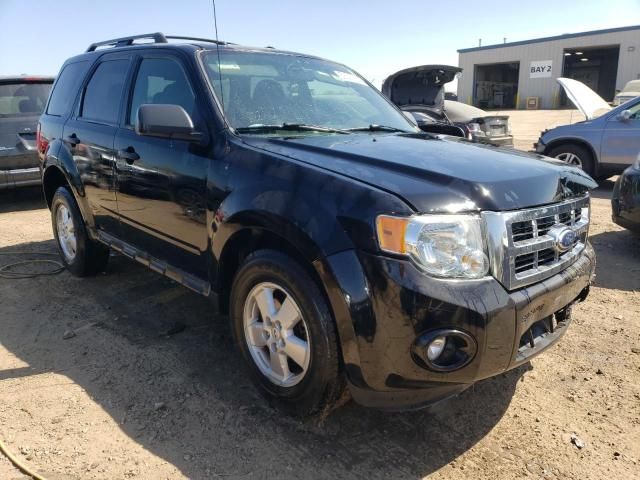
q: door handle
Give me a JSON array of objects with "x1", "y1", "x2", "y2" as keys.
[
  {"x1": 65, "y1": 133, "x2": 80, "y2": 146},
  {"x1": 118, "y1": 147, "x2": 140, "y2": 164}
]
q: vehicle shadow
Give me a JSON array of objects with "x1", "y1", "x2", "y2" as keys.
[
  {"x1": 0, "y1": 240, "x2": 525, "y2": 479},
  {"x1": 590, "y1": 177, "x2": 615, "y2": 200},
  {"x1": 0, "y1": 186, "x2": 46, "y2": 213},
  {"x1": 590, "y1": 229, "x2": 640, "y2": 292}
]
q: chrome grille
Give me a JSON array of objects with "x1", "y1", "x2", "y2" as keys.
[{"x1": 483, "y1": 196, "x2": 590, "y2": 290}]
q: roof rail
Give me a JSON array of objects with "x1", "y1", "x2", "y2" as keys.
[
  {"x1": 86, "y1": 32, "x2": 168, "y2": 52},
  {"x1": 165, "y1": 35, "x2": 232, "y2": 46}
]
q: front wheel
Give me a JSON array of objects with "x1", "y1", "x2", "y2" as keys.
[
  {"x1": 51, "y1": 187, "x2": 110, "y2": 276},
  {"x1": 548, "y1": 144, "x2": 595, "y2": 177},
  {"x1": 230, "y1": 249, "x2": 344, "y2": 417}
]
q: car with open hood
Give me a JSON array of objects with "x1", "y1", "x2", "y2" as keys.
[
  {"x1": 382, "y1": 65, "x2": 513, "y2": 146},
  {"x1": 38, "y1": 33, "x2": 596, "y2": 416},
  {"x1": 536, "y1": 77, "x2": 640, "y2": 178}
]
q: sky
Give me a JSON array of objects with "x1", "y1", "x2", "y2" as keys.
[{"x1": 1, "y1": 0, "x2": 639, "y2": 90}]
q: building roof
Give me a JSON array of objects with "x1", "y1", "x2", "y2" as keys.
[{"x1": 458, "y1": 24, "x2": 640, "y2": 53}]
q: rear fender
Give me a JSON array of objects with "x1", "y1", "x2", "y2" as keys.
[{"x1": 42, "y1": 138, "x2": 94, "y2": 228}]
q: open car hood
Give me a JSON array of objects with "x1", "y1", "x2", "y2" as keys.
[
  {"x1": 382, "y1": 65, "x2": 461, "y2": 115},
  {"x1": 557, "y1": 77, "x2": 612, "y2": 120}
]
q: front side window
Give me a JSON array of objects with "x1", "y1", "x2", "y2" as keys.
[
  {"x1": 0, "y1": 82, "x2": 52, "y2": 117},
  {"x1": 128, "y1": 58, "x2": 196, "y2": 125},
  {"x1": 81, "y1": 59, "x2": 129, "y2": 124},
  {"x1": 201, "y1": 50, "x2": 417, "y2": 134}
]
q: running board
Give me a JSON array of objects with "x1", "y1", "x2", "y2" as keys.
[{"x1": 97, "y1": 231, "x2": 211, "y2": 297}]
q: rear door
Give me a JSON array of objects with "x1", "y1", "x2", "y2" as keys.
[
  {"x1": 62, "y1": 53, "x2": 132, "y2": 234},
  {"x1": 113, "y1": 51, "x2": 209, "y2": 279},
  {"x1": 600, "y1": 101, "x2": 640, "y2": 167},
  {"x1": 38, "y1": 62, "x2": 91, "y2": 163}
]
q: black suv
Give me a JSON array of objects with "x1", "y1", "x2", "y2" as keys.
[{"x1": 38, "y1": 33, "x2": 597, "y2": 416}]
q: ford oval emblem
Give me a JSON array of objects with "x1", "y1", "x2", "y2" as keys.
[{"x1": 549, "y1": 224, "x2": 578, "y2": 253}]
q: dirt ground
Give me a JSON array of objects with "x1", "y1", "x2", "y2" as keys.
[{"x1": 0, "y1": 110, "x2": 639, "y2": 480}]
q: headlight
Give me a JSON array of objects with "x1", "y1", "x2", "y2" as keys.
[{"x1": 376, "y1": 214, "x2": 489, "y2": 279}]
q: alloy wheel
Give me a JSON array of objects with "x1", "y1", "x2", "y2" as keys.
[
  {"x1": 242, "y1": 282, "x2": 311, "y2": 387},
  {"x1": 56, "y1": 204, "x2": 77, "y2": 261},
  {"x1": 555, "y1": 152, "x2": 583, "y2": 168}
]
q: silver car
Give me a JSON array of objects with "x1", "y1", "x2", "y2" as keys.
[
  {"x1": 614, "y1": 79, "x2": 640, "y2": 106},
  {"x1": 535, "y1": 78, "x2": 640, "y2": 178}
]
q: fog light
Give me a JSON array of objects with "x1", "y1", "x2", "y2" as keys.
[
  {"x1": 427, "y1": 336, "x2": 447, "y2": 361},
  {"x1": 412, "y1": 329, "x2": 477, "y2": 372}
]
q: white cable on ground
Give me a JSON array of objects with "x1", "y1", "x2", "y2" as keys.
[{"x1": 0, "y1": 437, "x2": 48, "y2": 480}]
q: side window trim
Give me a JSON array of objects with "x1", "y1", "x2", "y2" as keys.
[
  {"x1": 122, "y1": 55, "x2": 144, "y2": 129},
  {"x1": 76, "y1": 55, "x2": 132, "y2": 127}
]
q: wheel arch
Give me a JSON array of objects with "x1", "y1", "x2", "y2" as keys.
[
  {"x1": 543, "y1": 138, "x2": 599, "y2": 167},
  {"x1": 215, "y1": 224, "x2": 328, "y2": 314},
  {"x1": 42, "y1": 165, "x2": 70, "y2": 208}
]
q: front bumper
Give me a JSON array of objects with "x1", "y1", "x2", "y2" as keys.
[
  {"x1": 612, "y1": 166, "x2": 640, "y2": 232},
  {"x1": 0, "y1": 167, "x2": 41, "y2": 189},
  {"x1": 327, "y1": 244, "x2": 595, "y2": 410}
]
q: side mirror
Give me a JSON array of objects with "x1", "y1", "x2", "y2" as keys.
[
  {"x1": 616, "y1": 109, "x2": 632, "y2": 122},
  {"x1": 135, "y1": 104, "x2": 202, "y2": 141}
]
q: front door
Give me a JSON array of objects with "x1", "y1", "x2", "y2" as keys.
[
  {"x1": 114, "y1": 54, "x2": 209, "y2": 279},
  {"x1": 600, "y1": 101, "x2": 640, "y2": 168},
  {"x1": 62, "y1": 55, "x2": 131, "y2": 234}
]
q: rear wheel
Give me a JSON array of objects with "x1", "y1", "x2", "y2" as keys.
[
  {"x1": 548, "y1": 144, "x2": 595, "y2": 177},
  {"x1": 230, "y1": 249, "x2": 344, "y2": 417},
  {"x1": 51, "y1": 187, "x2": 110, "y2": 276}
]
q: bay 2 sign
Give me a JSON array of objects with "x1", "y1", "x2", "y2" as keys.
[{"x1": 530, "y1": 60, "x2": 553, "y2": 78}]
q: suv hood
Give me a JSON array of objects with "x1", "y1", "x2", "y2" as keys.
[
  {"x1": 557, "y1": 77, "x2": 611, "y2": 120},
  {"x1": 242, "y1": 133, "x2": 596, "y2": 212},
  {"x1": 381, "y1": 65, "x2": 461, "y2": 116}
]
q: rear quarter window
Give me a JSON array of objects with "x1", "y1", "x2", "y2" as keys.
[{"x1": 47, "y1": 61, "x2": 90, "y2": 116}]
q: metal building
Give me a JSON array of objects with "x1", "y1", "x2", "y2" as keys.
[{"x1": 457, "y1": 25, "x2": 640, "y2": 109}]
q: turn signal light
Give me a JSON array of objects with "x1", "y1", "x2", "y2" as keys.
[{"x1": 376, "y1": 215, "x2": 408, "y2": 254}]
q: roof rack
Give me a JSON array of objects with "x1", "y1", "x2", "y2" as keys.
[
  {"x1": 87, "y1": 32, "x2": 168, "y2": 52},
  {"x1": 86, "y1": 33, "x2": 232, "y2": 52},
  {"x1": 165, "y1": 35, "x2": 232, "y2": 46}
]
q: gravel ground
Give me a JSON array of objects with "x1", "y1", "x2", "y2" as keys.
[{"x1": 0, "y1": 110, "x2": 638, "y2": 479}]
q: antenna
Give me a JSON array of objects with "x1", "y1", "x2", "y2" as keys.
[{"x1": 212, "y1": 0, "x2": 227, "y2": 127}]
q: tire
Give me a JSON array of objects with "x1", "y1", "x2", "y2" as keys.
[
  {"x1": 547, "y1": 144, "x2": 596, "y2": 177},
  {"x1": 230, "y1": 249, "x2": 344, "y2": 417},
  {"x1": 51, "y1": 186, "x2": 110, "y2": 277}
]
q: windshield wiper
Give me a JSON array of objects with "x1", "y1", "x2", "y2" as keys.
[
  {"x1": 346, "y1": 124, "x2": 411, "y2": 133},
  {"x1": 235, "y1": 123, "x2": 350, "y2": 134}
]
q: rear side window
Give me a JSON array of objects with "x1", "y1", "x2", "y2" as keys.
[
  {"x1": 128, "y1": 58, "x2": 196, "y2": 125},
  {"x1": 0, "y1": 82, "x2": 52, "y2": 117},
  {"x1": 81, "y1": 59, "x2": 129, "y2": 124},
  {"x1": 46, "y1": 61, "x2": 90, "y2": 116}
]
